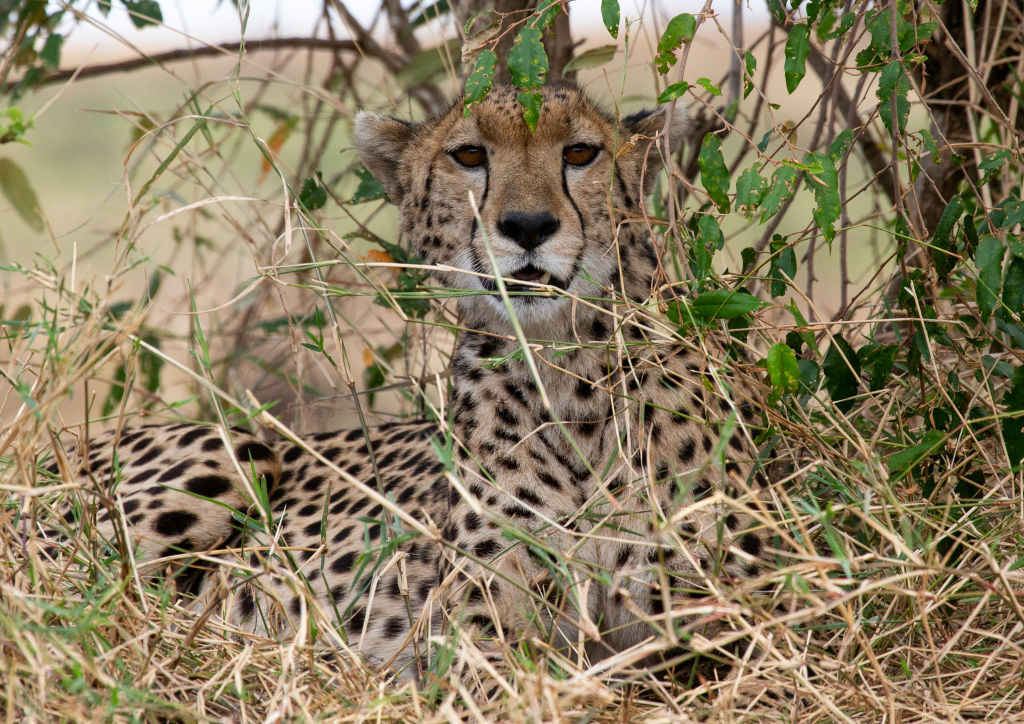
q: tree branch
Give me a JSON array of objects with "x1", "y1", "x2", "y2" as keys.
[{"x1": 3, "y1": 37, "x2": 360, "y2": 94}]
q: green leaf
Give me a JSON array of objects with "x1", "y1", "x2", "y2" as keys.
[
  {"x1": 120, "y1": 0, "x2": 163, "y2": 28},
  {"x1": 350, "y1": 166, "x2": 387, "y2": 204},
  {"x1": 975, "y1": 235, "x2": 1004, "y2": 323},
  {"x1": 735, "y1": 167, "x2": 767, "y2": 216},
  {"x1": 1004, "y1": 257, "x2": 1024, "y2": 315},
  {"x1": 655, "y1": 14, "x2": 697, "y2": 74},
  {"x1": 823, "y1": 12, "x2": 856, "y2": 41},
  {"x1": 919, "y1": 128, "x2": 940, "y2": 162},
  {"x1": 690, "y1": 215, "x2": 722, "y2": 283},
  {"x1": 929, "y1": 195, "x2": 964, "y2": 282},
  {"x1": 563, "y1": 45, "x2": 617, "y2": 73},
  {"x1": 508, "y1": 26, "x2": 548, "y2": 89},
  {"x1": 517, "y1": 91, "x2": 543, "y2": 132},
  {"x1": 601, "y1": 0, "x2": 620, "y2": 39},
  {"x1": 0, "y1": 158, "x2": 44, "y2": 231},
  {"x1": 877, "y1": 61, "x2": 911, "y2": 136},
  {"x1": 657, "y1": 81, "x2": 690, "y2": 103},
  {"x1": 743, "y1": 51, "x2": 756, "y2": 98},
  {"x1": 766, "y1": 342, "x2": 800, "y2": 402},
  {"x1": 690, "y1": 290, "x2": 763, "y2": 319},
  {"x1": 889, "y1": 430, "x2": 945, "y2": 474},
  {"x1": 40, "y1": 33, "x2": 63, "y2": 69},
  {"x1": 1003, "y1": 366, "x2": 1024, "y2": 466},
  {"x1": 858, "y1": 343, "x2": 898, "y2": 392},
  {"x1": 409, "y1": 0, "x2": 450, "y2": 29},
  {"x1": 463, "y1": 50, "x2": 497, "y2": 115},
  {"x1": 299, "y1": 173, "x2": 327, "y2": 211},
  {"x1": 769, "y1": 235, "x2": 797, "y2": 297},
  {"x1": 806, "y1": 151, "x2": 840, "y2": 244},
  {"x1": 695, "y1": 77, "x2": 722, "y2": 96},
  {"x1": 784, "y1": 24, "x2": 810, "y2": 93},
  {"x1": 823, "y1": 335, "x2": 861, "y2": 413},
  {"x1": 828, "y1": 129, "x2": 853, "y2": 162},
  {"x1": 697, "y1": 134, "x2": 730, "y2": 212},
  {"x1": 979, "y1": 149, "x2": 1011, "y2": 185},
  {"x1": 759, "y1": 166, "x2": 798, "y2": 223}
]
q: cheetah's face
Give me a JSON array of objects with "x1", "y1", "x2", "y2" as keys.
[{"x1": 353, "y1": 84, "x2": 686, "y2": 330}]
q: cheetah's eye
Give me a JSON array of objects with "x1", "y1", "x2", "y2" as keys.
[
  {"x1": 563, "y1": 144, "x2": 599, "y2": 166},
  {"x1": 451, "y1": 146, "x2": 487, "y2": 168}
]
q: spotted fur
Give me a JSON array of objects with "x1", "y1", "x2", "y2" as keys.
[{"x1": 45, "y1": 84, "x2": 769, "y2": 677}]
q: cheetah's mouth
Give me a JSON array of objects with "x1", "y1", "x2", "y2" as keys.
[{"x1": 482, "y1": 264, "x2": 568, "y2": 295}]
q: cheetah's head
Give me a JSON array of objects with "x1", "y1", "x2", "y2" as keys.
[{"x1": 353, "y1": 83, "x2": 686, "y2": 333}]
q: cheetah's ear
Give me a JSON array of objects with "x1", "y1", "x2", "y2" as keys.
[
  {"x1": 621, "y1": 104, "x2": 690, "y2": 195},
  {"x1": 352, "y1": 111, "x2": 416, "y2": 203}
]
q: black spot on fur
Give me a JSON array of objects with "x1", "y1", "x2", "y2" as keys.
[
  {"x1": 177, "y1": 428, "x2": 206, "y2": 447},
  {"x1": 474, "y1": 539, "x2": 502, "y2": 558},
  {"x1": 382, "y1": 616, "x2": 406, "y2": 639},
  {"x1": 185, "y1": 475, "x2": 232, "y2": 498},
  {"x1": 157, "y1": 461, "x2": 194, "y2": 483},
  {"x1": 155, "y1": 510, "x2": 198, "y2": 536},
  {"x1": 331, "y1": 551, "x2": 357, "y2": 575}
]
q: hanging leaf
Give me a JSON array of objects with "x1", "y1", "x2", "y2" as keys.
[
  {"x1": 877, "y1": 61, "x2": 911, "y2": 137},
  {"x1": 0, "y1": 158, "x2": 44, "y2": 231},
  {"x1": 766, "y1": 342, "x2": 801, "y2": 402},
  {"x1": 735, "y1": 167, "x2": 767, "y2": 217},
  {"x1": 464, "y1": 50, "x2": 497, "y2": 115},
  {"x1": 806, "y1": 151, "x2": 840, "y2": 244},
  {"x1": 743, "y1": 50, "x2": 756, "y2": 98},
  {"x1": 759, "y1": 166, "x2": 799, "y2": 223},
  {"x1": 975, "y1": 235, "x2": 1004, "y2": 323},
  {"x1": 784, "y1": 24, "x2": 810, "y2": 93},
  {"x1": 697, "y1": 134, "x2": 730, "y2": 212},
  {"x1": 769, "y1": 235, "x2": 797, "y2": 297},
  {"x1": 601, "y1": 0, "x2": 620, "y2": 39},
  {"x1": 929, "y1": 195, "x2": 965, "y2": 282}
]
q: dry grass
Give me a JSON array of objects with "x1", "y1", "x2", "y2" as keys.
[{"x1": 3, "y1": 6, "x2": 1024, "y2": 723}]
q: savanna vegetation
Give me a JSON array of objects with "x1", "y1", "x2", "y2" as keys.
[{"x1": 2, "y1": 0, "x2": 1023, "y2": 720}]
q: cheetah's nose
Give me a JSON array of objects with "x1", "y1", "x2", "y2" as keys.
[{"x1": 497, "y1": 211, "x2": 560, "y2": 251}]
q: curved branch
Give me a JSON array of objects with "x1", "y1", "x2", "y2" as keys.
[{"x1": 4, "y1": 37, "x2": 359, "y2": 93}]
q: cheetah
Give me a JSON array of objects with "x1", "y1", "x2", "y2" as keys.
[{"x1": 39, "y1": 83, "x2": 771, "y2": 680}]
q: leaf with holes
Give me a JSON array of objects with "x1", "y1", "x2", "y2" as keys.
[
  {"x1": 697, "y1": 134, "x2": 730, "y2": 212},
  {"x1": 695, "y1": 77, "x2": 722, "y2": 96},
  {"x1": 759, "y1": 166, "x2": 798, "y2": 223},
  {"x1": 350, "y1": 166, "x2": 387, "y2": 204},
  {"x1": 735, "y1": 167, "x2": 767, "y2": 217},
  {"x1": 299, "y1": 173, "x2": 327, "y2": 211},
  {"x1": 517, "y1": 91, "x2": 543, "y2": 132},
  {"x1": 508, "y1": 26, "x2": 548, "y2": 89},
  {"x1": 743, "y1": 51, "x2": 756, "y2": 98},
  {"x1": 655, "y1": 14, "x2": 696, "y2": 74},
  {"x1": 601, "y1": 0, "x2": 620, "y2": 38},
  {"x1": 784, "y1": 24, "x2": 810, "y2": 93},
  {"x1": 806, "y1": 152, "x2": 840, "y2": 244},
  {"x1": 766, "y1": 342, "x2": 800, "y2": 402},
  {"x1": 464, "y1": 50, "x2": 497, "y2": 115},
  {"x1": 691, "y1": 290, "x2": 763, "y2": 319}
]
